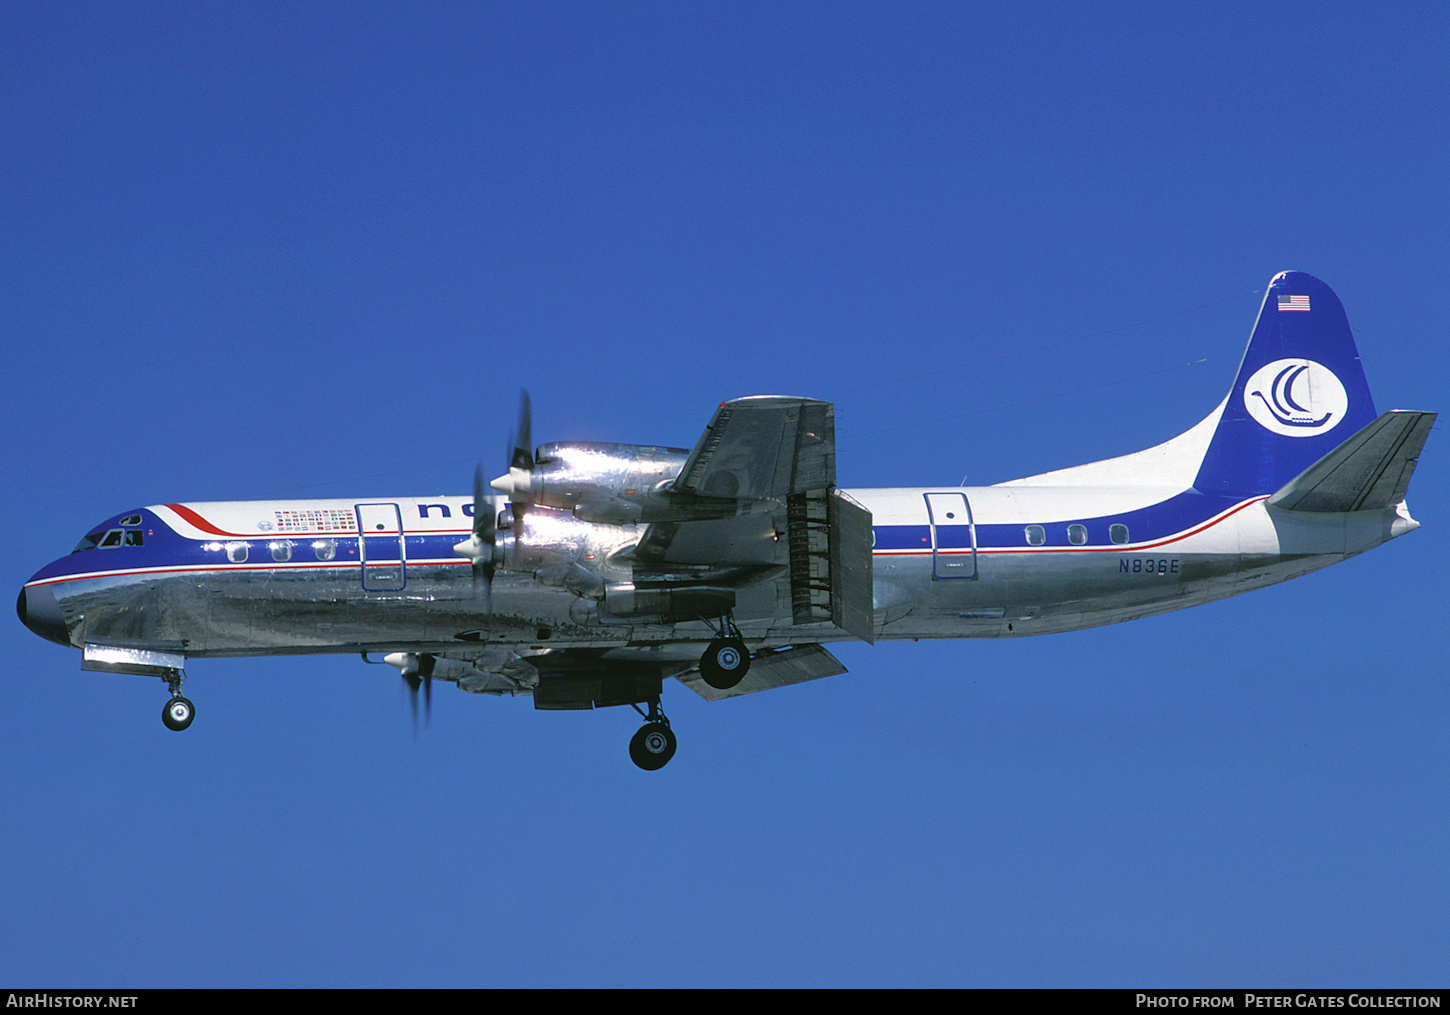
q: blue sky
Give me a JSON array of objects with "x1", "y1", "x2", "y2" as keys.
[{"x1": 3, "y1": 2, "x2": 1447, "y2": 987}]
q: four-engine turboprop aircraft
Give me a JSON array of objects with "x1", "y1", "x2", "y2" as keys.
[{"x1": 18, "y1": 272, "x2": 1434, "y2": 768}]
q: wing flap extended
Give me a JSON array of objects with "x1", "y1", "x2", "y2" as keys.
[
  {"x1": 1267, "y1": 410, "x2": 1436, "y2": 512},
  {"x1": 828, "y1": 490, "x2": 875, "y2": 643},
  {"x1": 677, "y1": 643, "x2": 849, "y2": 701}
]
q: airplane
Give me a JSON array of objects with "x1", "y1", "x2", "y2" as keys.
[{"x1": 17, "y1": 271, "x2": 1435, "y2": 769}]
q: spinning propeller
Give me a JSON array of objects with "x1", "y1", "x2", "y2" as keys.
[
  {"x1": 394, "y1": 651, "x2": 435, "y2": 732},
  {"x1": 452, "y1": 390, "x2": 533, "y2": 607},
  {"x1": 489, "y1": 390, "x2": 534, "y2": 501}
]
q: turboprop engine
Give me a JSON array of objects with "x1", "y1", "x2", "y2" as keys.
[
  {"x1": 456, "y1": 393, "x2": 769, "y2": 617},
  {"x1": 491, "y1": 503, "x2": 629, "y2": 597},
  {"x1": 489, "y1": 441, "x2": 683, "y2": 523},
  {"x1": 491, "y1": 441, "x2": 742, "y2": 524}
]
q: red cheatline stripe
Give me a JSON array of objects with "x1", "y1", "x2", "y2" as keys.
[{"x1": 874, "y1": 497, "x2": 1266, "y2": 556}]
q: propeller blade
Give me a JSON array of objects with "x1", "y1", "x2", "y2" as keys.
[
  {"x1": 495, "y1": 390, "x2": 535, "y2": 499},
  {"x1": 463, "y1": 391, "x2": 533, "y2": 606},
  {"x1": 511, "y1": 390, "x2": 533, "y2": 472},
  {"x1": 403, "y1": 670, "x2": 421, "y2": 729},
  {"x1": 385, "y1": 655, "x2": 435, "y2": 733},
  {"x1": 470, "y1": 461, "x2": 496, "y2": 607},
  {"x1": 399, "y1": 653, "x2": 436, "y2": 732}
]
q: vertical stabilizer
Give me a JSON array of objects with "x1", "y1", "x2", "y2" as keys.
[{"x1": 1193, "y1": 271, "x2": 1377, "y2": 498}]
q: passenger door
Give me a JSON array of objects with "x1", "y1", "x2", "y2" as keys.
[
  {"x1": 355, "y1": 503, "x2": 406, "y2": 591},
  {"x1": 924, "y1": 492, "x2": 977, "y2": 580}
]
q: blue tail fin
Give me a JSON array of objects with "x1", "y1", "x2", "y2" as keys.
[{"x1": 1194, "y1": 271, "x2": 1378, "y2": 498}]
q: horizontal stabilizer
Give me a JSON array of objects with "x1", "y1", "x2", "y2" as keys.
[
  {"x1": 678, "y1": 643, "x2": 848, "y2": 701},
  {"x1": 1267, "y1": 410, "x2": 1436, "y2": 512}
]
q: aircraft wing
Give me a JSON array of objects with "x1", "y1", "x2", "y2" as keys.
[
  {"x1": 673, "y1": 395, "x2": 836, "y2": 500},
  {"x1": 629, "y1": 396, "x2": 874, "y2": 644},
  {"x1": 426, "y1": 642, "x2": 852, "y2": 706}
]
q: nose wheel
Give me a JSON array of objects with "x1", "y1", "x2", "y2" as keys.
[
  {"x1": 162, "y1": 695, "x2": 195, "y2": 731},
  {"x1": 160, "y1": 669, "x2": 195, "y2": 732},
  {"x1": 629, "y1": 697, "x2": 676, "y2": 770}
]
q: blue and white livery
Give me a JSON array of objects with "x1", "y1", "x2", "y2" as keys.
[{"x1": 18, "y1": 272, "x2": 1434, "y2": 769}]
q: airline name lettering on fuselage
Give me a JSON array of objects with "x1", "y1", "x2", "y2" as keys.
[{"x1": 417, "y1": 503, "x2": 476, "y2": 518}]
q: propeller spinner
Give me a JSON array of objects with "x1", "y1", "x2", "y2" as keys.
[{"x1": 490, "y1": 390, "x2": 534, "y2": 499}]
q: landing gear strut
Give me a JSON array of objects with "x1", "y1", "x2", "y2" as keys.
[
  {"x1": 699, "y1": 613, "x2": 751, "y2": 690},
  {"x1": 629, "y1": 697, "x2": 676, "y2": 770},
  {"x1": 160, "y1": 669, "x2": 194, "y2": 732}
]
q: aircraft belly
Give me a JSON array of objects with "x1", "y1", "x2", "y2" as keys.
[
  {"x1": 870, "y1": 547, "x2": 1323, "y2": 640},
  {"x1": 195, "y1": 566, "x2": 596, "y2": 656},
  {"x1": 50, "y1": 565, "x2": 583, "y2": 658}
]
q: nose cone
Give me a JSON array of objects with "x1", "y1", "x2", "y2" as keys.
[{"x1": 17, "y1": 584, "x2": 70, "y2": 647}]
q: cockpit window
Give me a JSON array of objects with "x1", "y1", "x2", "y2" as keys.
[{"x1": 72, "y1": 519, "x2": 145, "y2": 553}]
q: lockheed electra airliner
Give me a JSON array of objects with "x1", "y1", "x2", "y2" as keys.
[{"x1": 18, "y1": 272, "x2": 1435, "y2": 768}]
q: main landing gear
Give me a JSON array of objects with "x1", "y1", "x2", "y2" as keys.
[
  {"x1": 699, "y1": 613, "x2": 752, "y2": 690},
  {"x1": 160, "y1": 669, "x2": 194, "y2": 732},
  {"x1": 625, "y1": 615, "x2": 754, "y2": 770},
  {"x1": 629, "y1": 697, "x2": 677, "y2": 771}
]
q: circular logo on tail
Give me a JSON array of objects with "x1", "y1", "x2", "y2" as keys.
[{"x1": 1243, "y1": 359, "x2": 1348, "y2": 437}]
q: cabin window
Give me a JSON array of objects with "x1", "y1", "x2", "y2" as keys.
[
  {"x1": 1067, "y1": 524, "x2": 1087, "y2": 545},
  {"x1": 1025, "y1": 525, "x2": 1046, "y2": 546},
  {"x1": 98, "y1": 529, "x2": 123, "y2": 548},
  {"x1": 1110, "y1": 523, "x2": 1129, "y2": 545},
  {"x1": 226, "y1": 541, "x2": 249, "y2": 563},
  {"x1": 270, "y1": 540, "x2": 293, "y2": 562},
  {"x1": 123, "y1": 530, "x2": 145, "y2": 547},
  {"x1": 313, "y1": 539, "x2": 337, "y2": 562}
]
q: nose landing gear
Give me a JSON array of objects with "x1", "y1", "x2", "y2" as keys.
[{"x1": 160, "y1": 670, "x2": 194, "y2": 732}]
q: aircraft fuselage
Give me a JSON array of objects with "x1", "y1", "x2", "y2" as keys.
[{"x1": 20, "y1": 485, "x2": 1412, "y2": 663}]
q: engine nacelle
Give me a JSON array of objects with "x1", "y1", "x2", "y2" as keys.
[
  {"x1": 497, "y1": 442, "x2": 686, "y2": 513},
  {"x1": 492, "y1": 504, "x2": 633, "y2": 593},
  {"x1": 381, "y1": 649, "x2": 539, "y2": 695},
  {"x1": 492, "y1": 442, "x2": 746, "y2": 524}
]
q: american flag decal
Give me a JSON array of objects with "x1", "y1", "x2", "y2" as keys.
[{"x1": 1278, "y1": 294, "x2": 1311, "y2": 311}]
